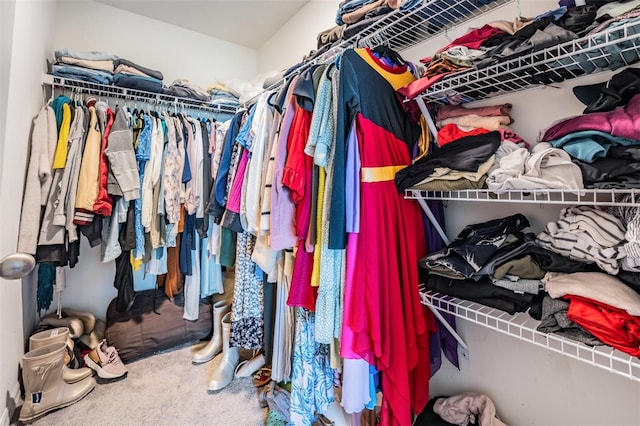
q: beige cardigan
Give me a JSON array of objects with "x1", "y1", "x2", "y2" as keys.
[{"x1": 17, "y1": 106, "x2": 58, "y2": 254}]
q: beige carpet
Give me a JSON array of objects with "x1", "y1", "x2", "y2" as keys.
[{"x1": 27, "y1": 343, "x2": 266, "y2": 426}]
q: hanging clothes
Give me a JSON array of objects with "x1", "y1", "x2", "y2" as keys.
[{"x1": 336, "y1": 47, "x2": 432, "y2": 426}]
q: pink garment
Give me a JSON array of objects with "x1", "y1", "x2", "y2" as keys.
[
  {"x1": 433, "y1": 393, "x2": 507, "y2": 426},
  {"x1": 286, "y1": 243, "x2": 317, "y2": 310},
  {"x1": 225, "y1": 149, "x2": 249, "y2": 213},
  {"x1": 284, "y1": 105, "x2": 316, "y2": 309},
  {"x1": 397, "y1": 72, "x2": 452, "y2": 101},
  {"x1": 540, "y1": 94, "x2": 640, "y2": 142},
  {"x1": 437, "y1": 103, "x2": 512, "y2": 121},
  {"x1": 341, "y1": 233, "x2": 375, "y2": 363}
]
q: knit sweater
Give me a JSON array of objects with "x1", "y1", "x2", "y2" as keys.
[
  {"x1": 105, "y1": 106, "x2": 140, "y2": 201},
  {"x1": 17, "y1": 106, "x2": 58, "y2": 254}
]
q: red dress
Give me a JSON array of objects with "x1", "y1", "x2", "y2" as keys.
[
  {"x1": 337, "y1": 48, "x2": 432, "y2": 426},
  {"x1": 283, "y1": 100, "x2": 317, "y2": 310}
]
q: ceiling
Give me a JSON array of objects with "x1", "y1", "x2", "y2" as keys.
[{"x1": 96, "y1": 0, "x2": 311, "y2": 49}]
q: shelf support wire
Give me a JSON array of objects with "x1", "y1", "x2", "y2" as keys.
[
  {"x1": 416, "y1": 197, "x2": 449, "y2": 245},
  {"x1": 423, "y1": 294, "x2": 470, "y2": 358},
  {"x1": 415, "y1": 196, "x2": 467, "y2": 356},
  {"x1": 416, "y1": 96, "x2": 439, "y2": 145}
]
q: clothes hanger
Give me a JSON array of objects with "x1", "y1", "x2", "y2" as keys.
[{"x1": 371, "y1": 45, "x2": 406, "y2": 66}]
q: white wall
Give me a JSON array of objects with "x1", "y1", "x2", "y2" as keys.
[
  {"x1": 0, "y1": 1, "x2": 59, "y2": 424},
  {"x1": 257, "y1": 0, "x2": 342, "y2": 74},
  {"x1": 54, "y1": 0, "x2": 257, "y2": 89},
  {"x1": 402, "y1": 1, "x2": 640, "y2": 424}
]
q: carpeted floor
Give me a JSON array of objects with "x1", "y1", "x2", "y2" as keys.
[{"x1": 25, "y1": 343, "x2": 267, "y2": 426}]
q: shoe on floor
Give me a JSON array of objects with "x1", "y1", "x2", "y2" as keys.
[
  {"x1": 61, "y1": 308, "x2": 96, "y2": 335},
  {"x1": 83, "y1": 340, "x2": 127, "y2": 381}
]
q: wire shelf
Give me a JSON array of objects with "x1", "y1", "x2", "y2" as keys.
[
  {"x1": 351, "y1": 0, "x2": 513, "y2": 51},
  {"x1": 419, "y1": 18, "x2": 640, "y2": 104},
  {"x1": 421, "y1": 288, "x2": 640, "y2": 382},
  {"x1": 42, "y1": 74, "x2": 238, "y2": 115},
  {"x1": 405, "y1": 188, "x2": 640, "y2": 206},
  {"x1": 243, "y1": 0, "x2": 513, "y2": 107}
]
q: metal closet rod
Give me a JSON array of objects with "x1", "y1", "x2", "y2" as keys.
[{"x1": 41, "y1": 73, "x2": 237, "y2": 115}]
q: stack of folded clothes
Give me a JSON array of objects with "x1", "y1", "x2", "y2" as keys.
[
  {"x1": 421, "y1": 213, "x2": 542, "y2": 315},
  {"x1": 537, "y1": 206, "x2": 626, "y2": 274},
  {"x1": 51, "y1": 49, "x2": 165, "y2": 93},
  {"x1": 398, "y1": 3, "x2": 604, "y2": 99},
  {"x1": 52, "y1": 49, "x2": 117, "y2": 85},
  {"x1": 207, "y1": 83, "x2": 240, "y2": 109},
  {"x1": 541, "y1": 271, "x2": 640, "y2": 356},
  {"x1": 113, "y1": 58, "x2": 164, "y2": 93},
  {"x1": 164, "y1": 79, "x2": 210, "y2": 102},
  {"x1": 539, "y1": 69, "x2": 640, "y2": 189},
  {"x1": 486, "y1": 142, "x2": 585, "y2": 191},
  {"x1": 395, "y1": 102, "x2": 529, "y2": 191}
]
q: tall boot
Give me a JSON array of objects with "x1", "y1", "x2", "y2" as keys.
[
  {"x1": 29, "y1": 327, "x2": 93, "y2": 384},
  {"x1": 207, "y1": 312, "x2": 239, "y2": 392},
  {"x1": 19, "y1": 342, "x2": 96, "y2": 423},
  {"x1": 192, "y1": 301, "x2": 231, "y2": 364}
]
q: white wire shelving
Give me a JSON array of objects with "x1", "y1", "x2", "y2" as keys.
[
  {"x1": 348, "y1": 0, "x2": 514, "y2": 52},
  {"x1": 42, "y1": 74, "x2": 238, "y2": 115},
  {"x1": 243, "y1": 0, "x2": 514, "y2": 107},
  {"x1": 421, "y1": 288, "x2": 640, "y2": 382},
  {"x1": 406, "y1": 188, "x2": 640, "y2": 206},
  {"x1": 418, "y1": 18, "x2": 640, "y2": 104}
]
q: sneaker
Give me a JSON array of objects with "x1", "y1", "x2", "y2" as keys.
[{"x1": 83, "y1": 340, "x2": 127, "y2": 381}]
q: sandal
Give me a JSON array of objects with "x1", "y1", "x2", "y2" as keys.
[{"x1": 252, "y1": 367, "x2": 271, "y2": 387}]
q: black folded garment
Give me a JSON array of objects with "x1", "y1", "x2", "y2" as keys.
[
  {"x1": 573, "y1": 145, "x2": 640, "y2": 188},
  {"x1": 558, "y1": 5, "x2": 598, "y2": 35},
  {"x1": 523, "y1": 246, "x2": 602, "y2": 274},
  {"x1": 114, "y1": 58, "x2": 164, "y2": 81},
  {"x1": 616, "y1": 270, "x2": 640, "y2": 295},
  {"x1": 395, "y1": 131, "x2": 501, "y2": 191},
  {"x1": 424, "y1": 273, "x2": 535, "y2": 315},
  {"x1": 163, "y1": 85, "x2": 209, "y2": 102},
  {"x1": 573, "y1": 68, "x2": 640, "y2": 114},
  {"x1": 114, "y1": 74, "x2": 163, "y2": 93}
]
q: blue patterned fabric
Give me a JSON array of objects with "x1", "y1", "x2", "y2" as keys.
[
  {"x1": 134, "y1": 115, "x2": 152, "y2": 259},
  {"x1": 291, "y1": 308, "x2": 334, "y2": 426}
]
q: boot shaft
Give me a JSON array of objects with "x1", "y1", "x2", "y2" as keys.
[
  {"x1": 22, "y1": 343, "x2": 66, "y2": 396},
  {"x1": 212, "y1": 301, "x2": 231, "y2": 328},
  {"x1": 29, "y1": 327, "x2": 70, "y2": 351},
  {"x1": 221, "y1": 312, "x2": 232, "y2": 352}
]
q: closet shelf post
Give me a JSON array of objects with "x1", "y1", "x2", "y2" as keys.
[{"x1": 416, "y1": 197, "x2": 449, "y2": 245}]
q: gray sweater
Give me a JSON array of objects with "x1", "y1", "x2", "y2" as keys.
[{"x1": 105, "y1": 106, "x2": 140, "y2": 201}]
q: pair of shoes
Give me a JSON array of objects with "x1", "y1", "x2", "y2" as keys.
[
  {"x1": 29, "y1": 327, "x2": 93, "y2": 384},
  {"x1": 19, "y1": 342, "x2": 96, "y2": 423},
  {"x1": 252, "y1": 367, "x2": 271, "y2": 388},
  {"x1": 83, "y1": 340, "x2": 127, "y2": 382},
  {"x1": 192, "y1": 301, "x2": 231, "y2": 364}
]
